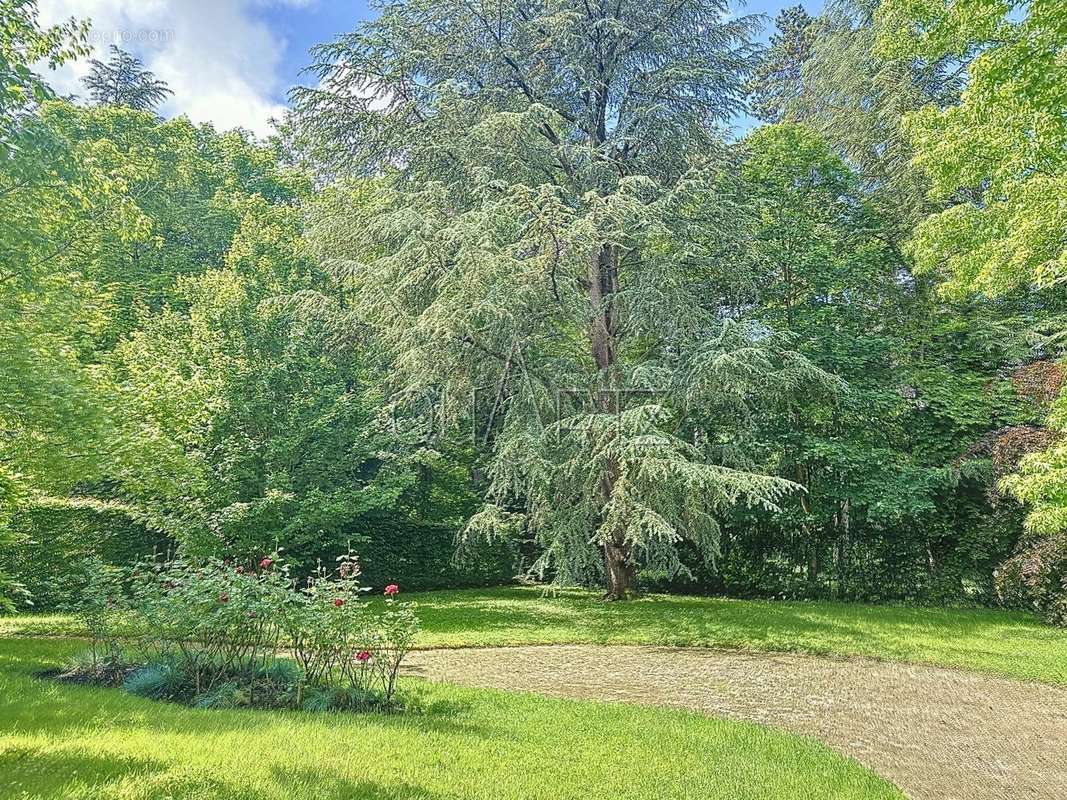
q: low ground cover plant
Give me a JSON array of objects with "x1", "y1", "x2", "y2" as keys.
[{"x1": 59, "y1": 553, "x2": 418, "y2": 712}]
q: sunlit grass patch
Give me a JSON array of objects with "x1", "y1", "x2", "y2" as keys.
[
  {"x1": 0, "y1": 638, "x2": 901, "y2": 800},
  {"x1": 6, "y1": 587, "x2": 1066, "y2": 684}
]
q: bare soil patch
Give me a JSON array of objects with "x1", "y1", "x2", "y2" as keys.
[{"x1": 406, "y1": 644, "x2": 1067, "y2": 800}]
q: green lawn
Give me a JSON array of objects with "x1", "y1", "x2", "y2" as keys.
[
  {"x1": 4, "y1": 586, "x2": 1065, "y2": 684},
  {"x1": 406, "y1": 587, "x2": 1067, "y2": 684},
  {"x1": 0, "y1": 638, "x2": 900, "y2": 800}
]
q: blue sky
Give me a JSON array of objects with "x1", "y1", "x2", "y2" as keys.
[{"x1": 40, "y1": 0, "x2": 818, "y2": 137}]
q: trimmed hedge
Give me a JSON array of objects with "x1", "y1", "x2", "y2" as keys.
[
  {"x1": 3, "y1": 501, "x2": 168, "y2": 611},
  {"x1": 343, "y1": 512, "x2": 518, "y2": 592},
  {"x1": 4, "y1": 502, "x2": 518, "y2": 611}
]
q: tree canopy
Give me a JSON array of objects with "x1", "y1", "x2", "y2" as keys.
[
  {"x1": 293, "y1": 0, "x2": 835, "y2": 598},
  {"x1": 82, "y1": 45, "x2": 172, "y2": 112},
  {"x1": 2, "y1": 0, "x2": 1067, "y2": 620}
]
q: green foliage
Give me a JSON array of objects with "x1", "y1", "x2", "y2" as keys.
[
  {"x1": 877, "y1": 0, "x2": 1067, "y2": 621},
  {"x1": 748, "y1": 5, "x2": 816, "y2": 122},
  {"x1": 72, "y1": 552, "x2": 420, "y2": 709},
  {"x1": 122, "y1": 661, "x2": 186, "y2": 701},
  {"x1": 76, "y1": 556, "x2": 127, "y2": 668},
  {"x1": 711, "y1": 122, "x2": 1031, "y2": 605},
  {"x1": 0, "y1": 0, "x2": 87, "y2": 151},
  {"x1": 995, "y1": 532, "x2": 1067, "y2": 626},
  {"x1": 0, "y1": 109, "x2": 116, "y2": 551},
  {"x1": 780, "y1": 0, "x2": 966, "y2": 236},
  {"x1": 30, "y1": 101, "x2": 305, "y2": 340},
  {"x1": 1, "y1": 498, "x2": 164, "y2": 611},
  {"x1": 877, "y1": 0, "x2": 1066, "y2": 297},
  {"x1": 0, "y1": 637, "x2": 905, "y2": 800},
  {"x1": 354, "y1": 512, "x2": 518, "y2": 591},
  {"x1": 2, "y1": 91, "x2": 475, "y2": 606},
  {"x1": 295, "y1": 0, "x2": 832, "y2": 598},
  {"x1": 0, "y1": 98, "x2": 310, "y2": 612},
  {"x1": 82, "y1": 45, "x2": 172, "y2": 111},
  {"x1": 109, "y1": 225, "x2": 424, "y2": 561}
]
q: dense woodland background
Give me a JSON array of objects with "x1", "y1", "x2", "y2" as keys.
[{"x1": 2, "y1": 0, "x2": 1064, "y2": 620}]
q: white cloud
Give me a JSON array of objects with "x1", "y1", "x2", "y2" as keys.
[{"x1": 37, "y1": 0, "x2": 309, "y2": 136}]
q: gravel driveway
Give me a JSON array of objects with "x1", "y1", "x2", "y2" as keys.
[{"x1": 406, "y1": 645, "x2": 1067, "y2": 800}]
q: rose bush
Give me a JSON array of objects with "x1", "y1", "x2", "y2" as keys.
[{"x1": 67, "y1": 553, "x2": 419, "y2": 711}]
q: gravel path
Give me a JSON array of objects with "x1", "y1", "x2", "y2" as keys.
[{"x1": 405, "y1": 645, "x2": 1067, "y2": 800}]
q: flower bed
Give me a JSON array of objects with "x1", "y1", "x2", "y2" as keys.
[{"x1": 61, "y1": 553, "x2": 418, "y2": 712}]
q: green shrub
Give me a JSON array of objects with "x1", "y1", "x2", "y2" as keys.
[
  {"x1": 300, "y1": 686, "x2": 340, "y2": 713},
  {"x1": 123, "y1": 662, "x2": 189, "y2": 701},
  {"x1": 193, "y1": 682, "x2": 243, "y2": 709},
  {"x1": 346, "y1": 512, "x2": 518, "y2": 591},
  {"x1": 996, "y1": 534, "x2": 1067, "y2": 626},
  {"x1": 69, "y1": 551, "x2": 420, "y2": 712},
  {"x1": 77, "y1": 556, "x2": 127, "y2": 668},
  {"x1": 2, "y1": 500, "x2": 167, "y2": 612},
  {"x1": 260, "y1": 658, "x2": 303, "y2": 687}
]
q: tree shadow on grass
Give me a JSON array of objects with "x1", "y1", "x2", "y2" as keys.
[
  {"x1": 0, "y1": 745, "x2": 165, "y2": 798},
  {"x1": 0, "y1": 656, "x2": 503, "y2": 748},
  {"x1": 0, "y1": 675, "x2": 492, "y2": 800},
  {"x1": 272, "y1": 765, "x2": 447, "y2": 800},
  {"x1": 0, "y1": 746, "x2": 443, "y2": 800}
]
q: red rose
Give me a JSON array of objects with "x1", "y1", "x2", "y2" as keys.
[
  {"x1": 355, "y1": 650, "x2": 372, "y2": 663},
  {"x1": 384, "y1": 584, "x2": 399, "y2": 596},
  {"x1": 334, "y1": 598, "x2": 344, "y2": 607},
  {"x1": 218, "y1": 593, "x2": 229, "y2": 603},
  {"x1": 259, "y1": 557, "x2": 273, "y2": 570}
]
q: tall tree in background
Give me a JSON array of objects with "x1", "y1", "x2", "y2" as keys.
[
  {"x1": 0, "y1": 0, "x2": 89, "y2": 610},
  {"x1": 294, "y1": 0, "x2": 828, "y2": 599},
  {"x1": 878, "y1": 0, "x2": 1067, "y2": 622},
  {"x1": 748, "y1": 5, "x2": 815, "y2": 123},
  {"x1": 82, "y1": 45, "x2": 171, "y2": 112},
  {"x1": 717, "y1": 123, "x2": 1032, "y2": 603},
  {"x1": 775, "y1": 0, "x2": 966, "y2": 238},
  {"x1": 108, "y1": 192, "x2": 430, "y2": 565}
]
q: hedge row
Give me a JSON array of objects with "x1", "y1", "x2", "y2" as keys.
[
  {"x1": 343, "y1": 512, "x2": 519, "y2": 591},
  {"x1": 3, "y1": 504, "x2": 519, "y2": 612},
  {"x1": 3, "y1": 501, "x2": 166, "y2": 611}
]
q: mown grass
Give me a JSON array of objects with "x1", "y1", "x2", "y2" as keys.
[
  {"x1": 4, "y1": 586, "x2": 1065, "y2": 684},
  {"x1": 406, "y1": 587, "x2": 1067, "y2": 684},
  {"x1": 0, "y1": 638, "x2": 901, "y2": 800}
]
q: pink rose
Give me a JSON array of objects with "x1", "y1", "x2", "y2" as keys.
[
  {"x1": 259, "y1": 557, "x2": 273, "y2": 570},
  {"x1": 355, "y1": 650, "x2": 372, "y2": 663},
  {"x1": 384, "y1": 584, "x2": 399, "y2": 596}
]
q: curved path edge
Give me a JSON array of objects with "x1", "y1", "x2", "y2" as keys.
[{"x1": 405, "y1": 644, "x2": 1067, "y2": 800}]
